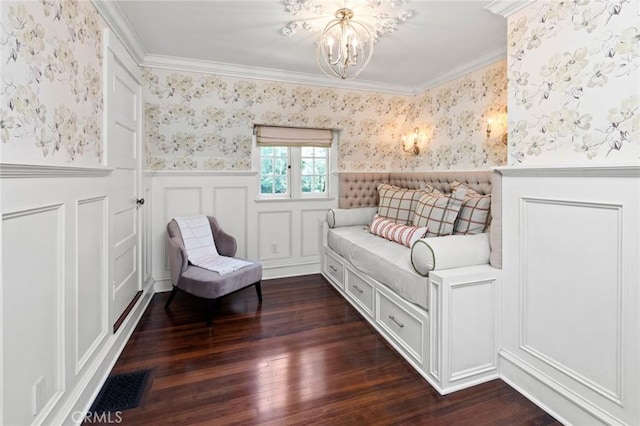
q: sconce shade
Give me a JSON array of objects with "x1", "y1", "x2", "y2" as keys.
[{"x1": 402, "y1": 127, "x2": 420, "y2": 155}]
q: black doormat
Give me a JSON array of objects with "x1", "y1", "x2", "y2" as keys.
[{"x1": 89, "y1": 369, "x2": 151, "y2": 413}]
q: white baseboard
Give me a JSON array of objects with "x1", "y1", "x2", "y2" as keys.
[
  {"x1": 499, "y1": 350, "x2": 623, "y2": 426},
  {"x1": 152, "y1": 262, "x2": 322, "y2": 294},
  {"x1": 153, "y1": 277, "x2": 173, "y2": 293},
  {"x1": 262, "y1": 261, "x2": 320, "y2": 280}
]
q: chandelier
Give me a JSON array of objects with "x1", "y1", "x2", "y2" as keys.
[{"x1": 316, "y1": 8, "x2": 374, "y2": 80}]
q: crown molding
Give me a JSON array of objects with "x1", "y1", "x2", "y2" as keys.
[
  {"x1": 484, "y1": 0, "x2": 536, "y2": 17},
  {"x1": 141, "y1": 54, "x2": 416, "y2": 95},
  {"x1": 91, "y1": 0, "x2": 147, "y2": 63},
  {"x1": 414, "y1": 47, "x2": 507, "y2": 94}
]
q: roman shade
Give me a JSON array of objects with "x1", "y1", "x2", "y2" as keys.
[{"x1": 255, "y1": 125, "x2": 333, "y2": 147}]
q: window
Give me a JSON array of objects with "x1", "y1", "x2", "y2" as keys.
[{"x1": 256, "y1": 126, "x2": 333, "y2": 199}]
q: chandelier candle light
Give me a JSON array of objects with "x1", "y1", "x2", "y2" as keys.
[{"x1": 317, "y1": 8, "x2": 374, "y2": 80}]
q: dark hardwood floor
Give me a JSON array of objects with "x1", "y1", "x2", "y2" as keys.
[{"x1": 100, "y1": 274, "x2": 559, "y2": 425}]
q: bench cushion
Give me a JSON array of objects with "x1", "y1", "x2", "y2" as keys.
[{"x1": 328, "y1": 226, "x2": 429, "y2": 309}]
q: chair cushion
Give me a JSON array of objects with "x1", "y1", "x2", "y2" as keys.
[{"x1": 178, "y1": 261, "x2": 262, "y2": 299}]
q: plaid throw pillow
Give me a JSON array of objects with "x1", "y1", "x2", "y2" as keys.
[
  {"x1": 369, "y1": 215, "x2": 428, "y2": 247},
  {"x1": 412, "y1": 187, "x2": 467, "y2": 237},
  {"x1": 376, "y1": 183, "x2": 425, "y2": 225},
  {"x1": 451, "y1": 182, "x2": 492, "y2": 235}
]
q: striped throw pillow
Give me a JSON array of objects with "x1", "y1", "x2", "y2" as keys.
[
  {"x1": 369, "y1": 215, "x2": 428, "y2": 247},
  {"x1": 377, "y1": 183, "x2": 425, "y2": 225},
  {"x1": 451, "y1": 182, "x2": 492, "y2": 235},
  {"x1": 412, "y1": 187, "x2": 467, "y2": 237}
]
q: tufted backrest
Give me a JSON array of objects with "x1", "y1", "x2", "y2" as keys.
[
  {"x1": 338, "y1": 172, "x2": 390, "y2": 208},
  {"x1": 338, "y1": 171, "x2": 492, "y2": 208},
  {"x1": 389, "y1": 171, "x2": 492, "y2": 195}
]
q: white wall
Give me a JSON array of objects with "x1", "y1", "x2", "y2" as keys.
[{"x1": 149, "y1": 170, "x2": 337, "y2": 291}]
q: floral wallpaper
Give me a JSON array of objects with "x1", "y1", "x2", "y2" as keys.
[
  {"x1": 507, "y1": 0, "x2": 639, "y2": 165},
  {"x1": 406, "y1": 61, "x2": 507, "y2": 170},
  {"x1": 0, "y1": 0, "x2": 105, "y2": 166},
  {"x1": 144, "y1": 60, "x2": 507, "y2": 171}
]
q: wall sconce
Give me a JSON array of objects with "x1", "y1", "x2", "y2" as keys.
[
  {"x1": 486, "y1": 119, "x2": 508, "y2": 145},
  {"x1": 402, "y1": 127, "x2": 420, "y2": 155}
]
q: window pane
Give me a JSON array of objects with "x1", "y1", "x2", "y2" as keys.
[
  {"x1": 261, "y1": 177, "x2": 273, "y2": 194},
  {"x1": 301, "y1": 159, "x2": 314, "y2": 175},
  {"x1": 274, "y1": 157, "x2": 288, "y2": 174},
  {"x1": 301, "y1": 176, "x2": 312, "y2": 192},
  {"x1": 274, "y1": 147, "x2": 288, "y2": 157},
  {"x1": 301, "y1": 147, "x2": 314, "y2": 157},
  {"x1": 314, "y1": 147, "x2": 327, "y2": 157},
  {"x1": 316, "y1": 176, "x2": 326, "y2": 192},
  {"x1": 314, "y1": 158, "x2": 326, "y2": 175},
  {"x1": 261, "y1": 158, "x2": 273, "y2": 175},
  {"x1": 274, "y1": 176, "x2": 287, "y2": 194},
  {"x1": 261, "y1": 146, "x2": 273, "y2": 156}
]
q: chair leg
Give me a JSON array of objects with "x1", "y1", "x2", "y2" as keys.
[
  {"x1": 206, "y1": 298, "x2": 216, "y2": 326},
  {"x1": 165, "y1": 287, "x2": 179, "y2": 310},
  {"x1": 255, "y1": 281, "x2": 262, "y2": 303}
]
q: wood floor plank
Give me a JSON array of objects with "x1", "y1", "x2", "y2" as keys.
[{"x1": 91, "y1": 274, "x2": 560, "y2": 425}]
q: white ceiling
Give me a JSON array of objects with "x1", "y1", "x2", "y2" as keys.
[{"x1": 108, "y1": 0, "x2": 508, "y2": 94}]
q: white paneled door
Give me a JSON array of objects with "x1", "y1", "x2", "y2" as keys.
[{"x1": 105, "y1": 31, "x2": 143, "y2": 331}]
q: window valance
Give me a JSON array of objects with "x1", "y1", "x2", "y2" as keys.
[{"x1": 255, "y1": 125, "x2": 333, "y2": 148}]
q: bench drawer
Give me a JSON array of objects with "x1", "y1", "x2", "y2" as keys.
[
  {"x1": 377, "y1": 290, "x2": 425, "y2": 364},
  {"x1": 346, "y1": 270, "x2": 374, "y2": 316},
  {"x1": 325, "y1": 251, "x2": 344, "y2": 289}
]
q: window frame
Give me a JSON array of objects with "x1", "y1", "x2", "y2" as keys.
[{"x1": 255, "y1": 127, "x2": 336, "y2": 201}]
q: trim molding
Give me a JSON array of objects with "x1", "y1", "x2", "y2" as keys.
[
  {"x1": 495, "y1": 165, "x2": 640, "y2": 178},
  {"x1": 484, "y1": 0, "x2": 536, "y2": 17},
  {"x1": 414, "y1": 48, "x2": 506, "y2": 94},
  {"x1": 0, "y1": 163, "x2": 113, "y2": 178},
  {"x1": 142, "y1": 54, "x2": 417, "y2": 95},
  {"x1": 91, "y1": 0, "x2": 146, "y2": 64},
  {"x1": 145, "y1": 170, "x2": 257, "y2": 177}
]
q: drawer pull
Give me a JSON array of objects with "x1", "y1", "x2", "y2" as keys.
[
  {"x1": 388, "y1": 315, "x2": 405, "y2": 328},
  {"x1": 351, "y1": 284, "x2": 363, "y2": 294},
  {"x1": 328, "y1": 265, "x2": 338, "y2": 273}
]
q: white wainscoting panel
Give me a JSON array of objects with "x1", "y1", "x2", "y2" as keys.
[
  {"x1": 449, "y1": 280, "x2": 496, "y2": 382},
  {"x1": 300, "y1": 209, "x2": 327, "y2": 257},
  {"x1": 76, "y1": 197, "x2": 108, "y2": 375},
  {"x1": 258, "y1": 211, "x2": 292, "y2": 260},
  {"x1": 499, "y1": 166, "x2": 640, "y2": 426},
  {"x1": 164, "y1": 187, "x2": 203, "y2": 225},
  {"x1": 213, "y1": 187, "x2": 248, "y2": 258},
  {"x1": 520, "y1": 197, "x2": 622, "y2": 402},
  {"x1": 2, "y1": 204, "x2": 65, "y2": 426}
]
